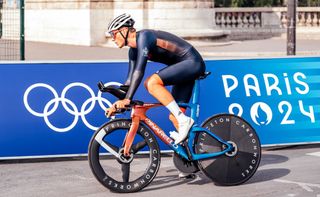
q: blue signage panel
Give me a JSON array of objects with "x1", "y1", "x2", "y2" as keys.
[
  {"x1": 1, "y1": 57, "x2": 320, "y2": 159},
  {"x1": 203, "y1": 57, "x2": 320, "y2": 146}
]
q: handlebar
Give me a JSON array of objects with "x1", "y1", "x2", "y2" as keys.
[
  {"x1": 98, "y1": 81, "x2": 145, "y2": 116},
  {"x1": 98, "y1": 81, "x2": 129, "y2": 100},
  {"x1": 106, "y1": 100, "x2": 144, "y2": 117}
]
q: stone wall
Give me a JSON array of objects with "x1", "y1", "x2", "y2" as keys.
[
  {"x1": 25, "y1": 0, "x2": 98, "y2": 45},
  {"x1": 23, "y1": 0, "x2": 223, "y2": 46}
]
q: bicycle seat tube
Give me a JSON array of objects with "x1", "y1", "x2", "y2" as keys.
[{"x1": 179, "y1": 79, "x2": 200, "y2": 125}]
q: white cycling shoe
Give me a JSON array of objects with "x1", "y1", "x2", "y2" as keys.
[
  {"x1": 170, "y1": 118, "x2": 194, "y2": 145},
  {"x1": 169, "y1": 131, "x2": 179, "y2": 141}
]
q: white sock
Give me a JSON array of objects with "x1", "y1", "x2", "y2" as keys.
[{"x1": 166, "y1": 101, "x2": 189, "y2": 124}]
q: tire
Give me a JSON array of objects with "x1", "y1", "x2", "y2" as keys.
[
  {"x1": 194, "y1": 114, "x2": 261, "y2": 186},
  {"x1": 88, "y1": 119, "x2": 161, "y2": 193}
]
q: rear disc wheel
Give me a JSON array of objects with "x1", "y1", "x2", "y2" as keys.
[{"x1": 195, "y1": 114, "x2": 261, "y2": 186}]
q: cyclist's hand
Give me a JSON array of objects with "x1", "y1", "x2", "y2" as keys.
[
  {"x1": 105, "y1": 107, "x2": 116, "y2": 118},
  {"x1": 105, "y1": 99, "x2": 131, "y2": 118},
  {"x1": 113, "y1": 99, "x2": 131, "y2": 109}
]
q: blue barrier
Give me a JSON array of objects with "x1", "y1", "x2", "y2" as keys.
[{"x1": 1, "y1": 57, "x2": 320, "y2": 159}]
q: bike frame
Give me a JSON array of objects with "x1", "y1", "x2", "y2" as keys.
[{"x1": 123, "y1": 79, "x2": 233, "y2": 161}]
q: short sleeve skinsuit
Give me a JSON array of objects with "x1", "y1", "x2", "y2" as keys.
[{"x1": 124, "y1": 29, "x2": 206, "y2": 103}]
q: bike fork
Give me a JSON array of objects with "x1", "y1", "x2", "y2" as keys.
[{"x1": 123, "y1": 116, "x2": 140, "y2": 156}]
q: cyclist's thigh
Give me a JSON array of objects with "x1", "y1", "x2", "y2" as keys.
[
  {"x1": 156, "y1": 59, "x2": 204, "y2": 85},
  {"x1": 172, "y1": 82, "x2": 194, "y2": 103}
]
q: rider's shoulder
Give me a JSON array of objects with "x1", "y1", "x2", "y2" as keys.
[
  {"x1": 137, "y1": 29, "x2": 157, "y2": 39},
  {"x1": 136, "y1": 29, "x2": 157, "y2": 47}
]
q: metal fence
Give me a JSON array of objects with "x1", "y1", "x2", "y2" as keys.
[{"x1": 0, "y1": 0, "x2": 24, "y2": 60}]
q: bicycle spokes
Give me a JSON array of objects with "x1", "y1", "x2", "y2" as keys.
[
  {"x1": 94, "y1": 131, "x2": 120, "y2": 158},
  {"x1": 121, "y1": 163, "x2": 130, "y2": 182},
  {"x1": 131, "y1": 140, "x2": 148, "y2": 154}
]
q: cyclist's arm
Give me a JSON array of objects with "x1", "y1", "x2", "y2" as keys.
[
  {"x1": 125, "y1": 31, "x2": 156, "y2": 100},
  {"x1": 124, "y1": 48, "x2": 137, "y2": 86}
]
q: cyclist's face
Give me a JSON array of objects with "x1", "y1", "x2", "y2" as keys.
[{"x1": 111, "y1": 28, "x2": 127, "y2": 48}]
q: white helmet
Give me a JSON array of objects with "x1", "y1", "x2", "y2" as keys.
[{"x1": 107, "y1": 13, "x2": 135, "y2": 33}]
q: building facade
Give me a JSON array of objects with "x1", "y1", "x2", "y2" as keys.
[{"x1": 25, "y1": 0, "x2": 219, "y2": 46}]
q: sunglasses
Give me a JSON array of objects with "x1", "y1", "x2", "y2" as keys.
[
  {"x1": 107, "y1": 27, "x2": 129, "y2": 39},
  {"x1": 108, "y1": 28, "x2": 124, "y2": 39}
]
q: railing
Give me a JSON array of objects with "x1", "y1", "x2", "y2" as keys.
[
  {"x1": 215, "y1": 9, "x2": 263, "y2": 28},
  {"x1": 281, "y1": 8, "x2": 320, "y2": 27},
  {"x1": 215, "y1": 7, "x2": 320, "y2": 28}
]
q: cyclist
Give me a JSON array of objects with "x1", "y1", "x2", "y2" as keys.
[{"x1": 105, "y1": 13, "x2": 206, "y2": 146}]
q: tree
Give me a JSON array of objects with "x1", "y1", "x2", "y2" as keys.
[
  {"x1": 298, "y1": 0, "x2": 320, "y2": 6},
  {"x1": 215, "y1": 0, "x2": 285, "y2": 7}
]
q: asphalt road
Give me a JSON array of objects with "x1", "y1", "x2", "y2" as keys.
[{"x1": 1, "y1": 144, "x2": 320, "y2": 197}]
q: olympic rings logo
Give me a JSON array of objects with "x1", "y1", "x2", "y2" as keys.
[{"x1": 23, "y1": 82, "x2": 121, "y2": 132}]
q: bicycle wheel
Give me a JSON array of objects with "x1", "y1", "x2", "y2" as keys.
[
  {"x1": 88, "y1": 119, "x2": 161, "y2": 193},
  {"x1": 194, "y1": 114, "x2": 261, "y2": 186}
]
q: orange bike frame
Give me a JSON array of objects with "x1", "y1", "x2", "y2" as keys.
[
  {"x1": 123, "y1": 103, "x2": 174, "y2": 156},
  {"x1": 122, "y1": 76, "x2": 233, "y2": 160}
]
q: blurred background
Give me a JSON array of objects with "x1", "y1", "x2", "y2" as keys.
[{"x1": 0, "y1": 0, "x2": 320, "y2": 60}]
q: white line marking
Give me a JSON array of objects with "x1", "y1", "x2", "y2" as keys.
[
  {"x1": 274, "y1": 179, "x2": 320, "y2": 192},
  {"x1": 307, "y1": 151, "x2": 320, "y2": 157}
]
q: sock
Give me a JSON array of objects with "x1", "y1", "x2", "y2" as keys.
[{"x1": 166, "y1": 101, "x2": 189, "y2": 124}]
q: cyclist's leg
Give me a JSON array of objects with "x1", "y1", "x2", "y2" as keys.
[
  {"x1": 169, "y1": 107, "x2": 186, "y2": 131},
  {"x1": 145, "y1": 59, "x2": 204, "y2": 144},
  {"x1": 144, "y1": 74, "x2": 175, "y2": 106},
  {"x1": 170, "y1": 82, "x2": 199, "y2": 179},
  {"x1": 145, "y1": 74, "x2": 192, "y2": 142},
  {"x1": 169, "y1": 81, "x2": 194, "y2": 130}
]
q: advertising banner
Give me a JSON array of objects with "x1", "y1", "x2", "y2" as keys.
[
  {"x1": 1, "y1": 57, "x2": 320, "y2": 159},
  {"x1": 204, "y1": 57, "x2": 320, "y2": 146}
]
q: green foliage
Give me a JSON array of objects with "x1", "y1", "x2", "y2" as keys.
[
  {"x1": 215, "y1": 0, "x2": 320, "y2": 7},
  {"x1": 215, "y1": 0, "x2": 284, "y2": 7},
  {"x1": 298, "y1": 0, "x2": 320, "y2": 6}
]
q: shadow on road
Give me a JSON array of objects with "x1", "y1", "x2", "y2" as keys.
[
  {"x1": 259, "y1": 153, "x2": 289, "y2": 167},
  {"x1": 141, "y1": 174, "x2": 194, "y2": 192},
  {"x1": 179, "y1": 153, "x2": 291, "y2": 186},
  {"x1": 247, "y1": 168, "x2": 290, "y2": 184}
]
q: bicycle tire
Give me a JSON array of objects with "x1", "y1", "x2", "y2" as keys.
[
  {"x1": 194, "y1": 114, "x2": 261, "y2": 186},
  {"x1": 88, "y1": 119, "x2": 161, "y2": 193}
]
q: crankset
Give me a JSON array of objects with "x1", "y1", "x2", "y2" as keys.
[{"x1": 173, "y1": 152, "x2": 199, "y2": 173}]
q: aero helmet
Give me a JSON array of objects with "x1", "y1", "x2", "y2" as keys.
[{"x1": 107, "y1": 13, "x2": 135, "y2": 33}]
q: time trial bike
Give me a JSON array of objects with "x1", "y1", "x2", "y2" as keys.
[{"x1": 88, "y1": 72, "x2": 261, "y2": 193}]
